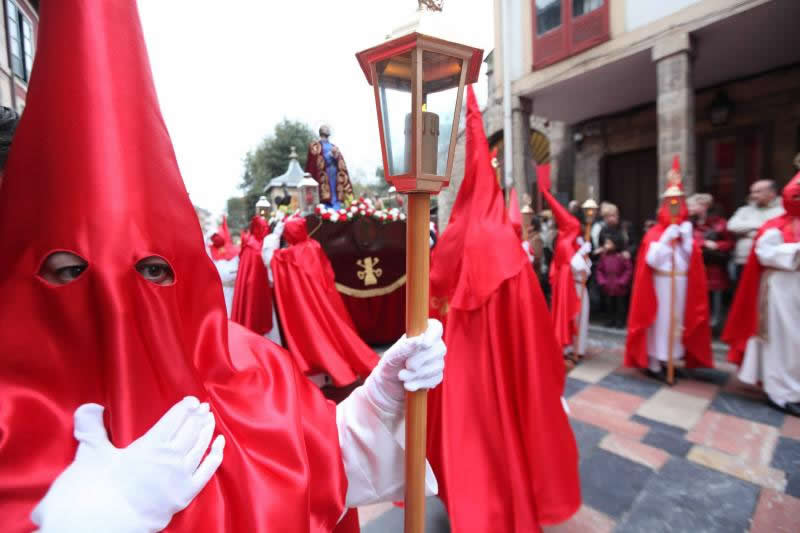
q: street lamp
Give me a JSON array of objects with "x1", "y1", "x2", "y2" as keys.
[
  {"x1": 357, "y1": 31, "x2": 482, "y2": 533},
  {"x1": 255, "y1": 195, "x2": 271, "y2": 218},
  {"x1": 298, "y1": 173, "x2": 320, "y2": 215}
]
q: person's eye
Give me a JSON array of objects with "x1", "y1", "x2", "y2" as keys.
[
  {"x1": 135, "y1": 257, "x2": 175, "y2": 286},
  {"x1": 39, "y1": 252, "x2": 88, "y2": 286},
  {"x1": 56, "y1": 265, "x2": 87, "y2": 282}
]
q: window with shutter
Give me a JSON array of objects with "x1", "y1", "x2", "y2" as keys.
[
  {"x1": 532, "y1": 0, "x2": 609, "y2": 69},
  {"x1": 5, "y1": 1, "x2": 34, "y2": 82},
  {"x1": 570, "y1": 0, "x2": 610, "y2": 55},
  {"x1": 532, "y1": 0, "x2": 568, "y2": 68}
]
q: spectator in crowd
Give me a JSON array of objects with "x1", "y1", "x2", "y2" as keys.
[
  {"x1": 539, "y1": 209, "x2": 555, "y2": 250},
  {"x1": 0, "y1": 106, "x2": 19, "y2": 187},
  {"x1": 596, "y1": 203, "x2": 630, "y2": 258},
  {"x1": 590, "y1": 202, "x2": 614, "y2": 250},
  {"x1": 596, "y1": 233, "x2": 633, "y2": 328},
  {"x1": 727, "y1": 180, "x2": 784, "y2": 281},
  {"x1": 688, "y1": 193, "x2": 734, "y2": 332}
]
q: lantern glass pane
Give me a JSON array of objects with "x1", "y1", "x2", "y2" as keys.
[
  {"x1": 376, "y1": 50, "x2": 413, "y2": 177},
  {"x1": 422, "y1": 51, "x2": 463, "y2": 176}
]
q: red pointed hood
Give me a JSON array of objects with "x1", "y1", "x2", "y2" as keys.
[
  {"x1": 782, "y1": 170, "x2": 800, "y2": 217},
  {"x1": 541, "y1": 187, "x2": 580, "y2": 245},
  {"x1": 0, "y1": 2, "x2": 346, "y2": 529},
  {"x1": 284, "y1": 216, "x2": 310, "y2": 245},
  {"x1": 431, "y1": 85, "x2": 526, "y2": 310},
  {"x1": 657, "y1": 156, "x2": 688, "y2": 227},
  {"x1": 209, "y1": 216, "x2": 239, "y2": 261},
  {"x1": 537, "y1": 164, "x2": 583, "y2": 347}
]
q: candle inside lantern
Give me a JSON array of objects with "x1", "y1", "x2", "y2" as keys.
[{"x1": 404, "y1": 107, "x2": 440, "y2": 175}]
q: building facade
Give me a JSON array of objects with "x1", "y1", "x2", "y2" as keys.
[
  {"x1": 487, "y1": 0, "x2": 800, "y2": 231},
  {"x1": 0, "y1": 0, "x2": 38, "y2": 113}
]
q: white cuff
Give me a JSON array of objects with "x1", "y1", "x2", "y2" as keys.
[{"x1": 336, "y1": 386, "x2": 438, "y2": 508}]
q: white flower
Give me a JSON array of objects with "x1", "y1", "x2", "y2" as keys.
[
  {"x1": 330, "y1": 212, "x2": 340, "y2": 222},
  {"x1": 399, "y1": 213, "x2": 407, "y2": 221}
]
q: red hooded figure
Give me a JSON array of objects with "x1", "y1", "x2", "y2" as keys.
[
  {"x1": 426, "y1": 86, "x2": 580, "y2": 531},
  {"x1": 0, "y1": 2, "x2": 347, "y2": 531},
  {"x1": 540, "y1": 169, "x2": 586, "y2": 359},
  {"x1": 624, "y1": 157, "x2": 713, "y2": 372},
  {"x1": 271, "y1": 217, "x2": 378, "y2": 386},
  {"x1": 230, "y1": 214, "x2": 274, "y2": 335},
  {"x1": 208, "y1": 216, "x2": 239, "y2": 261},
  {"x1": 722, "y1": 172, "x2": 800, "y2": 413}
]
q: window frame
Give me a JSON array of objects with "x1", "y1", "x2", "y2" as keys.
[
  {"x1": 6, "y1": 0, "x2": 34, "y2": 82},
  {"x1": 531, "y1": 0, "x2": 610, "y2": 70}
]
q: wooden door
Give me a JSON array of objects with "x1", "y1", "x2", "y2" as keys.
[{"x1": 602, "y1": 148, "x2": 658, "y2": 235}]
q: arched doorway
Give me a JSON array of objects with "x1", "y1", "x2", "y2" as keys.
[{"x1": 487, "y1": 129, "x2": 551, "y2": 193}]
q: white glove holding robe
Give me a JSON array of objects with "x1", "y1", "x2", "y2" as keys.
[
  {"x1": 660, "y1": 224, "x2": 681, "y2": 243},
  {"x1": 32, "y1": 396, "x2": 225, "y2": 533},
  {"x1": 364, "y1": 319, "x2": 446, "y2": 414}
]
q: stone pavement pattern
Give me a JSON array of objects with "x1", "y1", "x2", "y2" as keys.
[{"x1": 357, "y1": 337, "x2": 800, "y2": 532}]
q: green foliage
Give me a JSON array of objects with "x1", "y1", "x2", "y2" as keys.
[
  {"x1": 373, "y1": 165, "x2": 390, "y2": 195},
  {"x1": 238, "y1": 119, "x2": 316, "y2": 214},
  {"x1": 226, "y1": 197, "x2": 249, "y2": 235}
]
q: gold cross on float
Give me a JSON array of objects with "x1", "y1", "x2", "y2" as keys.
[{"x1": 356, "y1": 257, "x2": 383, "y2": 286}]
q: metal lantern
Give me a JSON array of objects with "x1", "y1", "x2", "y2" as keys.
[
  {"x1": 356, "y1": 32, "x2": 483, "y2": 194},
  {"x1": 357, "y1": 29, "x2": 482, "y2": 533},
  {"x1": 298, "y1": 173, "x2": 320, "y2": 215},
  {"x1": 581, "y1": 197, "x2": 599, "y2": 222},
  {"x1": 581, "y1": 188, "x2": 599, "y2": 243},
  {"x1": 255, "y1": 195, "x2": 271, "y2": 218}
]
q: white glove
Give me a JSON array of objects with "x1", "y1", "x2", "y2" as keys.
[
  {"x1": 660, "y1": 224, "x2": 680, "y2": 243},
  {"x1": 365, "y1": 319, "x2": 446, "y2": 414},
  {"x1": 32, "y1": 397, "x2": 225, "y2": 533}
]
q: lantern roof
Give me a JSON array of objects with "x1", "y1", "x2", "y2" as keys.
[
  {"x1": 581, "y1": 198, "x2": 599, "y2": 210},
  {"x1": 355, "y1": 31, "x2": 483, "y2": 87},
  {"x1": 298, "y1": 173, "x2": 318, "y2": 188},
  {"x1": 265, "y1": 146, "x2": 306, "y2": 192}
]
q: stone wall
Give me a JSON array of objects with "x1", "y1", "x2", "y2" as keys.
[{"x1": 570, "y1": 64, "x2": 800, "y2": 203}]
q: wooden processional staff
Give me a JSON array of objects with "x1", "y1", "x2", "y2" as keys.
[{"x1": 356, "y1": 32, "x2": 483, "y2": 533}]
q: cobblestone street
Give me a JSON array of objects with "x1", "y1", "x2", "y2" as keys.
[{"x1": 359, "y1": 329, "x2": 800, "y2": 532}]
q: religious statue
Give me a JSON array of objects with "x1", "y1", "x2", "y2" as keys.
[{"x1": 305, "y1": 125, "x2": 353, "y2": 208}]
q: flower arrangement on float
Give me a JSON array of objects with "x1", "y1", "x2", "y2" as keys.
[{"x1": 314, "y1": 196, "x2": 406, "y2": 224}]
